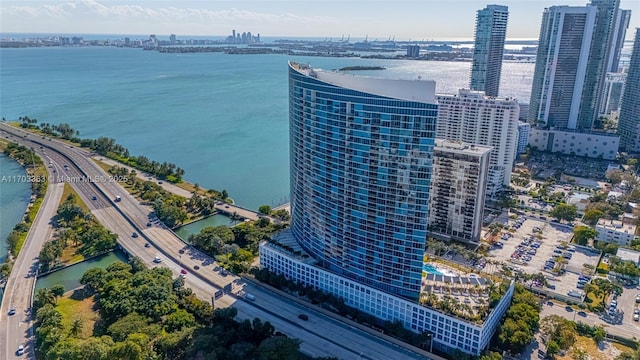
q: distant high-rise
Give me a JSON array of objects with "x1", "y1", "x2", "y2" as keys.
[
  {"x1": 428, "y1": 140, "x2": 490, "y2": 243},
  {"x1": 170, "y1": 34, "x2": 176, "y2": 45},
  {"x1": 528, "y1": 6, "x2": 598, "y2": 129},
  {"x1": 608, "y1": 9, "x2": 631, "y2": 72},
  {"x1": 470, "y1": 5, "x2": 509, "y2": 97},
  {"x1": 578, "y1": 0, "x2": 621, "y2": 128},
  {"x1": 406, "y1": 44, "x2": 420, "y2": 58},
  {"x1": 599, "y1": 72, "x2": 626, "y2": 115},
  {"x1": 617, "y1": 29, "x2": 640, "y2": 152},
  {"x1": 529, "y1": 0, "x2": 622, "y2": 130},
  {"x1": 436, "y1": 89, "x2": 520, "y2": 196}
]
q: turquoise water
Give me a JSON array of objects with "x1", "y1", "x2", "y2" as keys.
[
  {"x1": 423, "y1": 264, "x2": 444, "y2": 276},
  {"x1": 174, "y1": 214, "x2": 237, "y2": 240},
  {"x1": 0, "y1": 47, "x2": 535, "y2": 209},
  {"x1": 0, "y1": 154, "x2": 31, "y2": 263},
  {"x1": 35, "y1": 250, "x2": 129, "y2": 292}
]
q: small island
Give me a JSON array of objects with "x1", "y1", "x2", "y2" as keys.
[{"x1": 339, "y1": 66, "x2": 386, "y2": 71}]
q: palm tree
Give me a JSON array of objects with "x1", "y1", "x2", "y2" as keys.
[{"x1": 69, "y1": 318, "x2": 83, "y2": 337}]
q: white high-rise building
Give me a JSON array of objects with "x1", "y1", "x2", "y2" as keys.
[
  {"x1": 436, "y1": 89, "x2": 520, "y2": 196},
  {"x1": 599, "y1": 72, "x2": 626, "y2": 116},
  {"x1": 528, "y1": 6, "x2": 598, "y2": 130},
  {"x1": 428, "y1": 140, "x2": 491, "y2": 243},
  {"x1": 470, "y1": 5, "x2": 509, "y2": 97},
  {"x1": 517, "y1": 122, "x2": 531, "y2": 154},
  {"x1": 529, "y1": 1, "x2": 624, "y2": 130}
]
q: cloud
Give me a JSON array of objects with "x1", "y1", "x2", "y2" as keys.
[{"x1": 0, "y1": 0, "x2": 337, "y2": 34}]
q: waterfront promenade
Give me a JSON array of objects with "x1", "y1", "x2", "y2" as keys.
[{"x1": 93, "y1": 156, "x2": 260, "y2": 221}]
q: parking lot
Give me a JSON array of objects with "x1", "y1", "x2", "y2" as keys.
[{"x1": 486, "y1": 216, "x2": 600, "y2": 298}]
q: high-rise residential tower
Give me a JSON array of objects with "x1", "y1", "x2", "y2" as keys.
[
  {"x1": 529, "y1": 1, "x2": 623, "y2": 130},
  {"x1": 579, "y1": 0, "x2": 621, "y2": 128},
  {"x1": 617, "y1": 29, "x2": 640, "y2": 152},
  {"x1": 260, "y1": 62, "x2": 515, "y2": 356},
  {"x1": 428, "y1": 140, "x2": 491, "y2": 243},
  {"x1": 287, "y1": 62, "x2": 437, "y2": 299},
  {"x1": 436, "y1": 89, "x2": 520, "y2": 196},
  {"x1": 470, "y1": 5, "x2": 509, "y2": 97},
  {"x1": 528, "y1": 5, "x2": 598, "y2": 129},
  {"x1": 608, "y1": 9, "x2": 631, "y2": 72}
]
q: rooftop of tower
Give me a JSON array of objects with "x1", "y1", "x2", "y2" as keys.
[{"x1": 289, "y1": 61, "x2": 436, "y2": 104}]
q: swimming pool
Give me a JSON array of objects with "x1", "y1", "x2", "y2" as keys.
[{"x1": 423, "y1": 264, "x2": 444, "y2": 276}]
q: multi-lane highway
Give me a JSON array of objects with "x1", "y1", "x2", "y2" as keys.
[{"x1": 0, "y1": 123, "x2": 434, "y2": 360}]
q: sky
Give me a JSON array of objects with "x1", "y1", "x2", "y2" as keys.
[{"x1": 1, "y1": 0, "x2": 639, "y2": 41}]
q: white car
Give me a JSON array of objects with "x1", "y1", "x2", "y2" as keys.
[
  {"x1": 153, "y1": 256, "x2": 161, "y2": 263},
  {"x1": 634, "y1": 313, "x2": 639, "y2": 322},
  {"x1": 17, "y1": 345, "x2": 24, "y2": 356}
]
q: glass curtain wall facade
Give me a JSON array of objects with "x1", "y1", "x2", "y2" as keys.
[
  {"x1": 617, "y1": 29, "x2": 640, "y2": 152},
  {"x1": 470, "y1": 5, "x2": 509, "y2": 97},
  {"x1": 288, "y1": 62, "x2": 437, "y2": 299}
]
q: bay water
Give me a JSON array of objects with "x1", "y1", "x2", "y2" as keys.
[
  {"x1": 0, "y1": 154, "x2": 31, "y2": 263},
  {"x1": 1, "y1": 46, "x2": 536, "y2": 209}
]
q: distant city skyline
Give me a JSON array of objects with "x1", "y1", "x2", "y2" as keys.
[{"x1": 1, "y1": 0, "x2": 638, "y2": 41}]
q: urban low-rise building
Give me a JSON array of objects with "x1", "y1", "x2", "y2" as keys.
[
  {"x1": 528, "y1": 128, "x2": 619, "y2": 160},
  {"x1": 616, "y1": 248, "x2": 640, "y2": 267},
  {"x1": 595, "y1": 218, "x2": 637, "y2": 245}
]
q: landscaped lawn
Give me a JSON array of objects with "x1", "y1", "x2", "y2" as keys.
[{"x1": 56, "y1": 293, "x2": 99, "y2": 339}]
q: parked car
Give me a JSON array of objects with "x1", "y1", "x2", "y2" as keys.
[{"x1": 17, "y1": 345, "x2": 24, "y2": 356}]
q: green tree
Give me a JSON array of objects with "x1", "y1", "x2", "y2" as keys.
[
  {"x1": 188, "y1": 225, "x2": 234, "y2": 256},
  {"x1": 258, "y1": 205, "x2": 271, "y2": 215},
  {"x1": 573, "y1": 226, "x2": 598, "y2": 246},
  {"x1": 164, "y1": 309, "x2": 196, "y2": 332},
  {"x1": 583, "y1": 209, "x2": 604, "y2": 225},
  {"x1": 257, "y1": 336, "x2": 302, "y2": 360},
  {"x1": 546, "y1": 340, "x2": 560, "y2": 357},
  {"x1": 550, "y1": 203, "x2": 578, "y2": 222},
  {"x1": 70, "y1": 318, "x2": 83, "y2": 337}
]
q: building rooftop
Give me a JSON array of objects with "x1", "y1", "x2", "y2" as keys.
[
  {"x1": 617, "y1": 248, "x2": 640, "y2": 264},
  {"x1": 435, "y1": 139, "x2": 492, "y2": 156},
  {"x1": 266, "y1": 230, "x2": 317, "y2": 265},
  {"x1": 289, "y1": 61, "x2": 436, "y2": 103},
  {"x1": 596, "y1": 219, "x2": 637, "y2": 234}
]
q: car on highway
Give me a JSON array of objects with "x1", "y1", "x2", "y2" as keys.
[
  {"x1": 8, "y1": 308, "x2": 16, "y2": 316},
  {"x1": 17, "y1": 345, "x2": 24, "y2": 356},
  {"x1": 132, "y1": 232, "x2": 138, "y2": 238},
  {"x1": 144, "y1": 243, "x2": 151, "y2": 248},
  {"x1": 92, "y1": 195, "x2": 97, "y2": 200},
  {"x1": 153, "y1": 256, "x2": 161, "y2": 263},
  {"x1": 146, "y1": 222, "x2": 152, "y2": 227},
  {"x1": 298, "y1": 314, "x2": 309, "y2": 321},
  {"x1": 577, "y1": 311, "x2": 587, "y2": 317},
  {"x1": 180, "y1": 269, "x2": 187, "y2": 278}
]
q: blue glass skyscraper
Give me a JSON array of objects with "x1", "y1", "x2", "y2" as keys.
[{"x1": 288, "y1": 62, "x2": 438, "y2": 299}]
